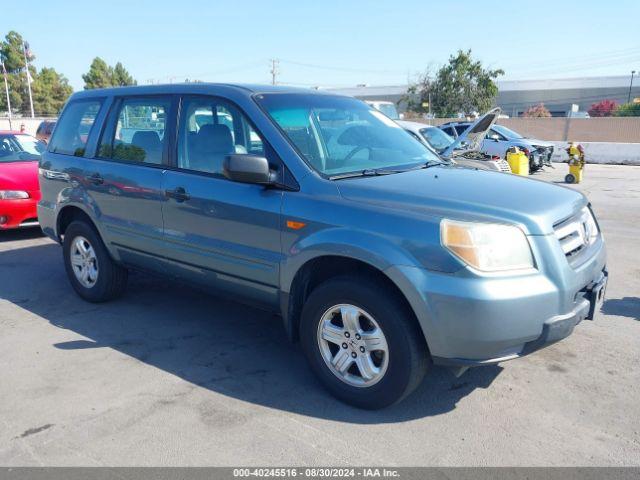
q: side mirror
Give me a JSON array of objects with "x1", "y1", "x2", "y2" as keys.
[
  {"x1": 223, "y1": 154, "x2": 275, "y2": 185},
  {"x1": 488, "y1": 134, "x2": 500, "y2": 142},
  {"x1": 398, "y1": 113, "x2": 405, "y2": 120}
]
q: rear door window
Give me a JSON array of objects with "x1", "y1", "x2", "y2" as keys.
[
  {"x1": 49, "y1": 100, "x2": 103, "y2": 156},
  {"x1": 99, "y1": 97, "x2": 171, "y2": 165}
]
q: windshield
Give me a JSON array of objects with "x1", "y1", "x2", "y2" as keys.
[
  {"x1": 256, "y1": 94, "x2": 440, "y2": 177},
  {"x1": 420, "y1": 127, "x2": 454, "y2": 153},
  {"x1": 492, "y1": 125, "x2": 523, "y2": 140},
  {"x1": 0, "y1": 134, "x2": 45, "y2": 162}
]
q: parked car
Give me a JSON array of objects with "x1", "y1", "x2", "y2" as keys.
[
  {"x1": 0, "y1": 131, "x2": 44, "y2": 229},
  {"x1": 567, "y1": 111, "x2": 590, "y2": 118},
  {"x1": 36, "y1": 120, "x2": 56, "y2": 144},
  {"x1": 39, "y1": 85, "x2": 607, "y2": 409},
  {"x1": 365, "y1": 100, "x2": 401, "y2": 120},
  {"x1": 439, "y1": 121, "x2": 554, "y2": 171},
  {"x1": 398, "y1": 108, "x2": 511, "y2": 172}
]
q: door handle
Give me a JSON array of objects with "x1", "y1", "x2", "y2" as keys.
[
  {"x1": 165, "y1": 187, "x2": 190, "y2": 202},
  {"x1": 88, "y1": 173, "x2": 104, "y2": 185}
]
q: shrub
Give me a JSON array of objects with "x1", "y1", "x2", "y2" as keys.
[
  {"x1": 588, "y1": 99, "x2": 618, "y2": 117},
  {"x1": 522, "y1": 103, "x2": 551, "y2": 118},
  {"x1": 614, "y1": 103, "x2": 640, "y2": 117}
]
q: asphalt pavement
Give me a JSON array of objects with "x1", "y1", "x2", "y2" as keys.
[{"x1": 0, "y1": 164, "x2": 638, "y2": 466}]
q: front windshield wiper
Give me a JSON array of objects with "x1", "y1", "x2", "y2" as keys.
[
  {"x1": 329, "y1": 160, "x2": 446, "y2": 180},
  {"x1": 329, "y1": 168, "x2": 399, "y2": 180}
]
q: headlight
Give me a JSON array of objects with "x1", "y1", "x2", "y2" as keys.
[
  {"x1": 0, "y1": 190, "x2": 30, "y2": 200},
  {"x1": 441, "y1": 219, "x2": 534, "y2": 272},
  {"x1": 583, "y1": 207, "x2": 599, "y2": 245}
]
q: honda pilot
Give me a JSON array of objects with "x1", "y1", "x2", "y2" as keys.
[{"x1": 38, "y1": 84, "x2": 608, "y2": 409}]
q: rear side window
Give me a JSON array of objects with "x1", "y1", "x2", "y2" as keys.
[
  {"x1": 49, "y1": 100, "x2": 103, "y2": 156},
  {"x1": 99, "y1": 97, "x2": 171, "y2": 165}
]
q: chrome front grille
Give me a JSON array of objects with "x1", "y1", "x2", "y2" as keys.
[{"x1": 553, "y1": 208, "x2": 599, "y2": 261}]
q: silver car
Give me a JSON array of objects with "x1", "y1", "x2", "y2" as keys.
[
  {"x1": 398, "y1": 109, "x2": 511, "y2": 173},
  {"x1": 439, "y1": 120, "x2": 554, "y2": 171}
]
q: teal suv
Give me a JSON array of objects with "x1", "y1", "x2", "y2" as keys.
[{"x1": 38, "y1": 84, "x2": 607, "y2": 409}]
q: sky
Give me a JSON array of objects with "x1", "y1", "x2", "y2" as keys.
[{"x1": 4, "y1": 0, "x2": 640, "y2": 91}]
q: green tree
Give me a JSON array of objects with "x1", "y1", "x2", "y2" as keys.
[
  {"x1": 32, "y1": 67, "x2": 73, "y2": 115},
  {"x1": 82, "y1": 57, "x2": 113, "y2": 89},
  {"x1": 82, "y1": 57, "x2": 136, "y2": 89},
  {"x1": 111, "y1": 62, "x2": 136, "y2": 86},
  {"x1": 0, "y1": 31, "x2": 37, "y2": 114},
  {"x1": 614, "y1": 102, "x2": 640, "y2": 117},
  {"x1": 406, "y1": 50, "x2": 504, "y2": 117}
]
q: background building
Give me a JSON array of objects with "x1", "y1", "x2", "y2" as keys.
[{"x1": 327, "y1": 76, "x2": 640, "y2": 117}]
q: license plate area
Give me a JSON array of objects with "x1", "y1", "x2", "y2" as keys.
[{"x1": 586, "y1": 270, "x2": 608, "y2": 320}]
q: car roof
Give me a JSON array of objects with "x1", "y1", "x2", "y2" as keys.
[
  {"x1": 439, "y1": 121, "x2": 471, "y2": 127},
  {"x1": 70, "y1": 83, "x2": 342, "y2": 100},
  {"x1": 396, "y1": 120, "x2": 437, "y2": 131}
]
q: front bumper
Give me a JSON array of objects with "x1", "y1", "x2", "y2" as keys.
[
  {"x1": 432, "y1": 288, "x2": 596, "y2": 367},
  {"x1": 0, "y1": 198, "x2": 39, "y2": 229},
  {"x1": 385, "y1": 237, "x2": 607, "y2": 366}
]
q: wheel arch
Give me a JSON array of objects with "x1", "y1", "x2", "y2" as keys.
[
  {"x1": 281, "y1": 254, "x2": 428, "y2": 349},
  {"x1": 56, "y1": 204, "x2": 98, "y2": 240}
]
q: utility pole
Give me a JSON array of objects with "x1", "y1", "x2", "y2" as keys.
[
  {"x1": 628, "y1": 70, "x2": 636, "y2": 104},
  {"x1": 22, "y1": 42, "x2": 35, "y2": 118},
  {"x1": 269, "y1": 59, "x2": 280, "y2": 85},
  {"x1": 1, "y1": 61, "x2": 12, "y2": 130}
]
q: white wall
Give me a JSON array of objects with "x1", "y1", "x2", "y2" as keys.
[
  {"x1": 550, "y1": 142, "x2": 640, "y2": 165},
  {"x1": 0, "y1": 117, "x2": 54, "y2": 136}
]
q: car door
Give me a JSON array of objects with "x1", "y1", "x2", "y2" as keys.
[
  {"x1": 86, "y1": 95, "x2": 175, "y2": 270},
  {"x1": 482, "y1": 128, "x2": 506, "y2": 157},
  {"x1": 160, "y1": 95, "x2": 283, "y2": 307}
]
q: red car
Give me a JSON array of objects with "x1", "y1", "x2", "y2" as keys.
[{"x1": 0, "y1": 131, "x2": 45, "y2": 230}]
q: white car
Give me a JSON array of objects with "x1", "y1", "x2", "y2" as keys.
[
  {"x1": 365, "y1": 100, "x2": 402, "y2": 120},
  {"x1": 398, "y1": 109, "x2": 511, "y2": 173}
]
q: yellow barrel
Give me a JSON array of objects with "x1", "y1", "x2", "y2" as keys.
[
  {"x1": 506, "y1": 149, "x2": 529, "y2": 176},
  {"x1": 568, "y1": 164, "x2": 583, "y2": 183}
]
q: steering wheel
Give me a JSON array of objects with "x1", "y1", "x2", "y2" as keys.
[{"x1": 344, "y1": 145, "x2": 371, "y2": 163}]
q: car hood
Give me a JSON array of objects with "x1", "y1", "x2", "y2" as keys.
[
  {"x1": 441, "y1": 107, "x2": 501, "y2": 158},
  {"x1": 336, "y1": 166, "x2": 585, "y2": 235},
  {"x1": 0, "y1": 161, "x2": 40, "y2": 192},
  {"x1": 514, "y1": 138, "x2": 555, "y2": 148}
]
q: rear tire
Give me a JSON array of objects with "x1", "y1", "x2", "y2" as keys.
[
  {"x1": 565, "y1": 173, "x2": 576, "y2": 184},
  {"x1": 63, "y1": 220, "x2": 128, "y2": 302},
  {"x1": 300, "y1": 276, "x2": 428, "y2": 409}
]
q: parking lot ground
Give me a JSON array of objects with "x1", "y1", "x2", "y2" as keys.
[{"x1": 0, "y1": 164, "x2": 639, "y2": 466}]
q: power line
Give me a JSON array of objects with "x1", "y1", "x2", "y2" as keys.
[{"x1": 279, "y1": 59, "x2": 394, "y2": 75}]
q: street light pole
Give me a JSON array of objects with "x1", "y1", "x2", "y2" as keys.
[{"x1": 628, "y1": 70, "x2": 636, "y2": 104}]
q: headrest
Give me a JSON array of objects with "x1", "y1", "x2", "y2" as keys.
[
  {"x1": 196, "y1": 124, "x2": 233, "y2": 153},
  {"x1": 131, "y1": 130, "x2": 161, "y2": 150}
]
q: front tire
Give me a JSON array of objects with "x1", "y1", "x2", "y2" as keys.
[
  {"x1": 63, "y1": 220, "x2": 128, "y2": 302},
  {"x1": 300, "y1": 276, "x2": 428, "y2": 409}
]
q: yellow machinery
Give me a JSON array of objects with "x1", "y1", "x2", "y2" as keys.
[
  {"x1": 506, "y1": 147, "x2": 529, "y2": 176},
  {"x1": 565, "y1": 142, "x2": 585, "y2": 184}
]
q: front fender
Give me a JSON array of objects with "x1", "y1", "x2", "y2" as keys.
[{"x1": 280, "y1": 226, "x2": 420, "y2": 295}]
